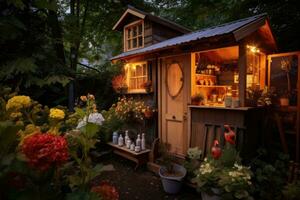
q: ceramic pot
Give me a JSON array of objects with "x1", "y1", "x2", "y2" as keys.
[{"x1": 159, "y1": 164, "x2": 186, "y2": 194}]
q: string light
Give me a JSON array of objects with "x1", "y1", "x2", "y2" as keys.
[{"x1": 246, "y1": 45, "x2": 260, "y2": 53}]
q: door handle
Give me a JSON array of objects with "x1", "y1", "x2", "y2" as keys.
[{"x1": 172, "y1": 115, "x2": 176, "y2": 119}]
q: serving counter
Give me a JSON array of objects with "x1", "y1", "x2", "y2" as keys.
[{"x1": 188, "y1": 105, "x2": 264, "y2": 158}]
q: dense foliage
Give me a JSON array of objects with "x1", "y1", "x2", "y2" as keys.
[{"x1": 1, "y1": 0, "x2": 299, "y2": 109}]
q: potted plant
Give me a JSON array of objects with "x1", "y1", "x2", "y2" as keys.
[
  {"x1": 193, "y1": 125, "x2": 253, "y2": 200},
  {"x1": 158, "y1": 143, "x2": 187, "y2": 194},
  {"x1": 112, "y1": 74, "x2": 128, "y2": 94},
  {"x1": 191, "y1": 93, "x2": 204, "y2": 105},
  {"x1": 184, "y1": 147, "x2": 202, "y2": 181}
]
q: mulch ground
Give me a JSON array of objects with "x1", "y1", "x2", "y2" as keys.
[{"x1": 94, "y1": 153, "x2": 201, "y2": 200}]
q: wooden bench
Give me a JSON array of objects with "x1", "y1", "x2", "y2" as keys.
[{"x1": 108, "y1": 142, "x2": 150, "y2": 170}]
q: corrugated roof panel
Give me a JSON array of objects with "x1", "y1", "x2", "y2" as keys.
[{"x1": 111, "y1": 13, "x2": 266, "y2": 60}]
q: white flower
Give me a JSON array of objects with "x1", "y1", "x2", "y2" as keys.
[
  {"x1": 199, "y1": 162, "x2": 214, "y2": 174},
  {"x1": 77, "y1": 112, "x2": 105, "y2": 129}
]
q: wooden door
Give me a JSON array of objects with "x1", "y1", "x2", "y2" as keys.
[{"x1": 160, "y1": 55, "x2": 190, "y2": 157}]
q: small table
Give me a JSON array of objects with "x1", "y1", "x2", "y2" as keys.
[{"x1": 108, "y1": 142, "x2": 150, "y2": 170}]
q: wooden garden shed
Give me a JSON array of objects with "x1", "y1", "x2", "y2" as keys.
[{"x1": 111, "y1": 6, "x2": 300, "y2": 160}]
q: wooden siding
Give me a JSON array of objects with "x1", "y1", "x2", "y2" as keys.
[{"x1": 189, "y1": 107, "x2": 264, "y2": 159}]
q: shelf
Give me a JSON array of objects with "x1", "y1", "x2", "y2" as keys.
[
  {"x1": 195, "y1": 74, "x2": 216, "y2": 78},
  {"x1": 195, "y1": 85, "x2": 228, "y2": 88}
]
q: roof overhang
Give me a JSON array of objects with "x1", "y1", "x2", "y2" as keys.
[
  {"x1": 113, "y1": 8, "x2": 146, "y2": 31},
  {"x1": 112, "y1": 6, "x2": 191, "y2": 33}
]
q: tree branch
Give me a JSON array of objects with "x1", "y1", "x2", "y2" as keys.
[{"x1": 77, "y1": 62, "x2": 101, "y2": 73}]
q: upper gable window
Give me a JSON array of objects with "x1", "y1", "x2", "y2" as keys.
[{"x1": 124, "y1": 20, "x2": 144, "y2": 51}]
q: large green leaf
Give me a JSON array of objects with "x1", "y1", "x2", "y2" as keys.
[{"x1": 80, "y1": 123, "x2": 100, "y2": 139}]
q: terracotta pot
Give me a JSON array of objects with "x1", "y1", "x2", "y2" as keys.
[{"x1": 279, "y1": 97, "x2": 289, "y2": 106}]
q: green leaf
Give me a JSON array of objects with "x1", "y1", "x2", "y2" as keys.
[
  {"x1": 80, "y1": 123, "x2": 100, "y2": 138},
  {"x1": 75, "y1": 108, "x2": 85, "y2": 118},
  {"x1": 34, "y1": 0, "x2": 57, "y2": 11},
  {"x1": 68, "y1": 175, "x2": 82, "y2": 189}
]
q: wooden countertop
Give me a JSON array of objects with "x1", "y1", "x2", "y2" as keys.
[{"x1": 188, "y1": 105, "x2": 255, "y2": 111}]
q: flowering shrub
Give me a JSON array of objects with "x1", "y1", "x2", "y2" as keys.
[
  {"x1": 21, "y1": 133, "x2": 69, "y2": 171},
  {"x1": 113, "y1": 97, "x2": 147, "y2": 121},
  {"x1": 193, "y1": 125, "x2": 253, "y2": 199},
  {"x1": 111, "y1": 74, "x2": 128, "y2": 93}
]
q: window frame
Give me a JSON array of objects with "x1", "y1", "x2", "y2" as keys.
[
  {"x1": 125, "y1": 61, "x2": 148, "y2": 93},
  {"x1": 123, "y1": 20, "x2": 144, "y2": 52}
]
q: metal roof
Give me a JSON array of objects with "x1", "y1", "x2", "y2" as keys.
[{"x1": 111, "y1": 13, "x2": 267, "y2": 61}]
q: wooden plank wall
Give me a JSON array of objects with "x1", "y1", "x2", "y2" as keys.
[{"x1": 190, "y1": 107, "x2": 263, "y2": 159}]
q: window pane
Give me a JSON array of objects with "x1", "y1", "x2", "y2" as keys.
[
  {"x1": 143, "y1": 64, "x2": 147, "y2": 76},
  {"x1": 138, "y1": 24, "x2": 142, "y2": 35},
  {"x1": 127, "y1": 29, "x2": 131, "y2": 39},
  {"x1": 138, "y1": 36, "x2": 143, "y2": 47},
  {"x1": 133, "y1": 38, "x2": 137, "y2": 48},
  {"x1": 143, "y1": 77, "x2": 147, "y2": 84},
  {"x1": 137, "y1": 78, "x2": 143, "y2": 89},
  {"x1": 130, "y1": 67, "x2": 136, "y2": 77},
  {"x1": 133, "y1": 26, "x2": 137, "y2": 37},
  {"x1": 127, "y1": 40, "x2": 131, "y2": 49},
  {"x1": 130, "y1": 78, "x2": 136, "y2": 89},
  {"x1": 136, "y1": 65, "x2": 142, "y2": 76}
]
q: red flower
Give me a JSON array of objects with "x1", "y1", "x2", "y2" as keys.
[
  {"x1": 211, "y1": 140, "x2": 222, "y2": 159},
  {"x1": 21, "y1": 133, "x2": 69, "y2": 171},
  {"x1": 91, "y1": 181, "x2": 119, "y2": 200},
  {"x1": 224, "y1": 125, "x2": 236, "y2": 145}
]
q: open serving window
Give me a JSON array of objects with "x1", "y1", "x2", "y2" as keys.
[{"x1": 191, "y1": 45, "x2": 267, "y2": 107}]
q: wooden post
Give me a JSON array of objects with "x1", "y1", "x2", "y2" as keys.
[
  {"x1": 238, "y1": 42, "x2": 247, "y2": 106},
  {"x1": 297, "y1": 53, "x2": 300, "y2": 163}
]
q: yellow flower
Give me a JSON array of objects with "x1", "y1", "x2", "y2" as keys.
[
  {"x1": 10, "y1": 112, "x2": 22, "y2": 119},
  {"x1": 6, "y1": 96, "x2": 31, "y2": 111},
  {"x1": 49, "y1": 108, "x2": 65, "y2": 120}
]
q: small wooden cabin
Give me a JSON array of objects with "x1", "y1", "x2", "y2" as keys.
[{"x1": 111, "y1": 6, "x2": 300, "y2": 159}]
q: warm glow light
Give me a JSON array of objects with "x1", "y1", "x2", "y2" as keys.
[
  {"x1": 124, "y1": 63, "x2": 129, "y2": 70},
  {"x1": 246, "y1": 45, "x2": 260, "y2": 53}
]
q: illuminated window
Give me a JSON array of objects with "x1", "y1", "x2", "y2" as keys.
[
  {"x1": 124, "y1": 21, "x2": 144, "y2": 51},
  {"x1": 125, "y1": 62, "x2": 148, "y2": 92}
]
